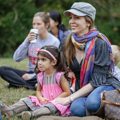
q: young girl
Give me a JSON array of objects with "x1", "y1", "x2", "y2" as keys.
[{"x1": 1, "y1": 46, "x2": 71, "y2": 120}]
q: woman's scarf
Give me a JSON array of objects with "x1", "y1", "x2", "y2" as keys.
[{"x1": 72, "y1": 29, "x2": 112, "y2": 88}]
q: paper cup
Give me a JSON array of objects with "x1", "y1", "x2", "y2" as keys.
[{"x1": 30, "y1": 29, "x2": 38, "y2": 43}]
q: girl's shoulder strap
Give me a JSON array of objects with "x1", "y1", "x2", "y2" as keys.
[
  {"x1": 55, "y1": 72, "x2": 64, "y2": 85},
  {"x1": 37, "y1": 72, "x2": 44, "y2": 86}
]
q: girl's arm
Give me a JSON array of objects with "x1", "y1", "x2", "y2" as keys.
[
  {"x1": 55, "y1": 83, "x2": 93, "y2": 105},
  {"x1": 36, "y1": 84, "x2": 43, "y2": 100},
  {"x1": 36, "y1": 84, "x2": 48, "y2": 103},
  {"x1": 57, "y1": 75, "x2": 71, "y2": 98}
]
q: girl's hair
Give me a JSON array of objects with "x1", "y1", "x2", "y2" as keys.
[
  {"x1": 35, "y1": 45, "x2": 67, "y2": 73},
  {"x1": 49, "y1": 11, "x2": 67, "y2": 31},
  {"x1": 111, "y1": 45, "x2": 120, "y2": 65},
  {"x1": 34, "y1": 12, "x2": 50, "y2": 29}
]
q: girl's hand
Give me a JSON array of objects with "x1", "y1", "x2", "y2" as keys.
[
  {"x1": 54, "y1": 97, "x2": 71, "y2": 105},
  {"x1": 39, "y1": 97, "x2": 49, "y2": 104}
]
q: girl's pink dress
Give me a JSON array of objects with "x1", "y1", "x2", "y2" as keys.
[{"x1": 29, "y1": 72, "x2": 70, "y2": 116}]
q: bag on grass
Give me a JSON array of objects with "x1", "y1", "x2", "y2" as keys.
[{"x1": 102, "y1": 89, "x2": 120, "y2": 120}]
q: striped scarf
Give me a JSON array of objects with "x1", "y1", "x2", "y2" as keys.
[{"x1": 72, "y1": 29, "x2": 112, "y2": 88}]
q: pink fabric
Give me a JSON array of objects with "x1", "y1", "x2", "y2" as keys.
[
  {"x1": 50, "y1": 100, "x2": 70, "y2": 116},
  {"x1": 37, "y1": 72, "x2": 43, "y2": 86},
  {"x1": 42, "y1": 84, "x2": 62, "y2": 100},
  {"x1": 29, "y1": 72, "x2": 70, "y2": 116},
  {"x1": 29, "y1": 96, "x2": 42, "y2": 106}
]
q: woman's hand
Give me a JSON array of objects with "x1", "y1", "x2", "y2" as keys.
[
  {"x1": 22, "y1": 73, "x2": 35, "y2": 80},
  {"x1": 27, "y1": 32, "x2": 37, "y2": 42},
  {"x1": 54, "y1": 97, "x2": 71, "y2": 105}
]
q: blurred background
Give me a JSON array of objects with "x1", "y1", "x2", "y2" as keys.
[{"x1": 0, "y1": 0, "x2": 120, "y2": 57}]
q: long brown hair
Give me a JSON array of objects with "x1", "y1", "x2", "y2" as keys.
[{"x1": 63, "y1": 33, "x2": 75, "y2": 66}]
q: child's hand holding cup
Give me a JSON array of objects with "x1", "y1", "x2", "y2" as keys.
[{"x1": 29, "y1": 28, "x2": 39, "y2": 43}]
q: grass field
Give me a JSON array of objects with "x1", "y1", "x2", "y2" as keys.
[{"x1": 0, "y1": 58, "x2": 35, "y2": 120}]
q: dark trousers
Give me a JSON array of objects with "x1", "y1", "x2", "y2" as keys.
[{"x1": 0, "y1": 66, "x2": 37, "y2": 90}]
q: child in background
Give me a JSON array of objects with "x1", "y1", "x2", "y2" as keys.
[
  {"x1": 1, "y1": 46, "x2": 71, "y2": 120},
  {"x1": 112, "y1": 45, "x2": 120, "y2": 81}
]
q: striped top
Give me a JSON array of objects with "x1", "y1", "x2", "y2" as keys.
[{"x1": 30, "y1": 71, "x2": 70, "y2": 116}]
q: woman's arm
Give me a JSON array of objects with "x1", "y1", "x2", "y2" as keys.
[
  {"x1": 13, "y1": 38, "x2": 29, "y2": 62},
  {"x1": 13, "y1": 31, "x2": 37, "y2": 62},
  {"x1": 55, "y1": 83, "x2": 93, "y2": 105},
  {"x1": 70, "y1": 83, "x2": 93, "y2": 101}
]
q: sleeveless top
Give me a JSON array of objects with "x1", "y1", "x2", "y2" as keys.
[{"x1": 29, "y1": 71, "x2": 70, "y2": 116}]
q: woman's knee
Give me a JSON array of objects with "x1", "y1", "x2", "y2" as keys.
[
  {"x1": 86, "y1": 97, "x2": 100, "y2": 113},
  {"x1": 86, "y1": 86, "x2": 115, "y2": 113},
  {"x1": 70, "y1": 98, "x2": 86, "y2": 117}
]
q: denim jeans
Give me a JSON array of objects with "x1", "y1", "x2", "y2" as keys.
[{"x1": 70, "y1": 85, "x2": 115, "y2": 117}]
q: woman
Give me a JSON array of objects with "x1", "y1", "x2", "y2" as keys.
[
  {"x1": 55, "y1": 2, "x2": 120, "y2": 117},
  {"x1": 0, "y1": 12, "x2": 60, "y2": 90},
  {"x1": 49, "y1": 11, "x2": 71, "y2": 46}
]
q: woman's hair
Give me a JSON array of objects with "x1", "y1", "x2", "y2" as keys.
[
  {"x1": 85, "y1": 16, "x2": 94, "y2": 30},
  {"x1": 63, "y1": 34, "x2": 75, "y2": 66},
  {"x1": 111, "y1": 45, "x2": 120, "y2": 65},
  {"x1": 49, "y1": 11, "x2": 67, "y2": 31},
  {"x1": 35, "y1": 45, "x2": 67, "y2": 73},
  {"x1": 34, "y1": 12, "x2": 50, "y2": 29}
]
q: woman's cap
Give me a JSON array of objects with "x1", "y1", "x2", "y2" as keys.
[{"x1": 64, "y1": 2, "x2": 96, "y2": 21}]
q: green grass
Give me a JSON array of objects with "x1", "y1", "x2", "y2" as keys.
[
  {"x1": 0, "y1": 58, "x2": 35, "y2": 120},
  {"x1": 118, "y1": 62, "x2": 120, "y2": 67}
]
